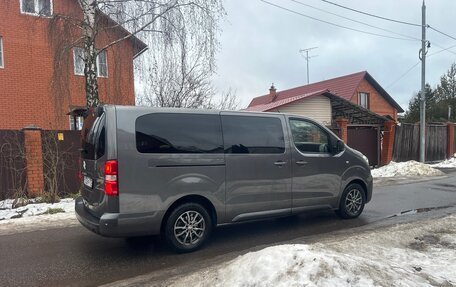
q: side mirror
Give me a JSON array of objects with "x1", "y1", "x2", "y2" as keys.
[{"x1": 336, "y1": 140, "x2": 345, "y2": 153}]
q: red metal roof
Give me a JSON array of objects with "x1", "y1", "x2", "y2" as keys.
[
  {"x1": 248, "y1": 71, "x2": 366, "y2": 108},
  {"x1": 244, "y1": 90, "x2": 328, "y2": 112}
]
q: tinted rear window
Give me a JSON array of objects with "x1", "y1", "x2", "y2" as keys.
[
  {"x1": 81, "y1": 110, "x2": 105, "y2": 160},
  {"x1": 221, "y1": 115, "x2": 285, "y2": 154},
  {"x1": 136, "y1": 113, "x2": 223, "y2": 153}
]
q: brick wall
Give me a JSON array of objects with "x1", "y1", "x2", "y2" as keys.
[
  {"x1": 23, "y1": 127, "x2": 44, "y2": 196},
  {"x1": 0, "y1": 0, "x2": 137, "y2": 130},
  {"x1": 351, "y1": 79, "x2": 397, "y2": 121}
]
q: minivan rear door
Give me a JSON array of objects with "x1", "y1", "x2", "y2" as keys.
[
  {"x1": 80, "y1": 108, "x2": 107, "y2": 217},
  {"x1": 222, "y1": 113, "x2": 292, "y2": 222}
]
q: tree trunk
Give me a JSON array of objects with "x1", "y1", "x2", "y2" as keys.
[{"x1": 79, "y1": 0, "x2": 99, "y2": 107}]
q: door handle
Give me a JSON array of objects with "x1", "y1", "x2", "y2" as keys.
[
  {"x1": 296, "y1": 160, "x2": 308, "y2": 165},
  {"x1": 274, "y1": 161, "x2": 287, "y2": 166}
]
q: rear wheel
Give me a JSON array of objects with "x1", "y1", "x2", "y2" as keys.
[
  {"x1": 164, "y1": 203, "x2": 212, "y2": 253},
  {"x1": 336, "y1": 183, "x2": 366, "y2": 219}
]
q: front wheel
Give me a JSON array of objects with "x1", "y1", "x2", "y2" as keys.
[
  {"x1": 336, "y1": 183, "x2": 366, "y2": 219},
  {"x1": 164, "y1": 203, "x2": 212, "y2": 253}
]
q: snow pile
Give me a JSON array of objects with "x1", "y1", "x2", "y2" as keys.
[
  {"x1": 430, "y1": 157, "x2": 456, "y2": 168},
  {"x1": 371, "y1": 160, "x2": 445, "y2": 178},
  {"x1": 169, "y1": 215, "x2": 456, "y2": 287},
  {"x1": 0, "y1": 198, "x2": 75, "y2": 220}
]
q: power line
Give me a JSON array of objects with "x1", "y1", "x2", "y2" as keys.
[
  {"x1": 429, "y1": 42, "x2": 456, "y2": 56},
  {"x1": 386, "y1": 61, "x2": 420, "y2": 89},
  {"x1": 428, "y1": 25, "x2": 456, "y2": 42},
  {"x1": 387, "y1": 43, "x2": 456, "y2": 89},
  {"x1": 290, "y1": 0, "x2": 420, "y2": 41},
  {"x1": 320, "y1": 0, "x2": 422, "y2": 27},
  {"x1": 429, "y1": 43, "x2": 456, "y2": 57},
  {"x1": 260, "y1": 0, "x2": 416, "y2": 41}
]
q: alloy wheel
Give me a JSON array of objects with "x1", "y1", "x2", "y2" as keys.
[
  {"x1": 174, "y1": 210, "x2": 206, "y2": 246},
  {"x1": 345, "y1": 188, "x2": 363, "y2": 215}
]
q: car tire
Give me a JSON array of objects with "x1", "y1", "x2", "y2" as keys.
[
  {"x1": 164, "y1": 202, "x2": 212, "y2": 253},
  {"x1": 336, "y1": 183, "x2": 366, "y2": 219}
]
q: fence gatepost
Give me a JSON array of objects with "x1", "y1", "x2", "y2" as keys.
[
  {"x1": 447, "y1": 122, "x2": 455, "y2": 158},
  {"x1": 381, "y1": 120, "x2": 396, "y2": 166},
  {"x1": 22, "y1": 125, "x2": 44, "y2": 197},
  {"x1": 336, "y1": 118, "x2": 348, "y2": 143}
]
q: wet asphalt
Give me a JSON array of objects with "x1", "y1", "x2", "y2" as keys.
[{"x1": 1, "y1": 172, "x2": 456, "y2": 287}]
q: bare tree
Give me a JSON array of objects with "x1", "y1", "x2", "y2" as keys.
[
  {"x1": 48, "y1": 0, "x2": 226, "y2": 108},
  {"x1": 207, "y1": 88, "x2": 240, "y2": 110},
  {"x1": 136, "y1": 29, "x2": 239, "y2": 110}
]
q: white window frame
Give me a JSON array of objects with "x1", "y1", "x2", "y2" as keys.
[
  {"x1": 74, "y1": 48, "x2": 109, "y2": 78},
  {"x1": 359, "y1": 92, "x2": 369, "y2": 109},
  {"x1": 20, "y1": 0, "x2": 53, "y2": 17},
  {"x1": 0, "y1": 37, "x2": 4, "y2": 69},
  {"x1": 73, "y1": 47, "x2": 85, "y2": 76},
  {"x1": 69, "y1": 115, "x2": 84, "y2": 130},
  {"x1": 96, "y1": 50, "x2": 108, "y2": 78}
]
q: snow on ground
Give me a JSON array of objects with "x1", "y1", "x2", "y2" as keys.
[
  {"x1": 0, "y1": 198, "x2": 75, "y2": 220},
  {"x1": 430, "y1": 157, "x2": 456, "y2": 168},
  {"x1": 168, "y1": 215, "x2": 456, "y2": 287},
  {"x1": 0, "y1": 198, "x2": 77, "y2": 235},
  {"x1": 371, "y1": 160, "x2": 445, "y2": 178}
]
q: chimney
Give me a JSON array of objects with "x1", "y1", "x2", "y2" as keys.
[{"x1": 269, "y1": 83, "x2": 277, "y2": 102}]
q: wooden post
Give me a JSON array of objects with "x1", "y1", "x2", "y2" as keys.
[
  {"x1": 447, "y1": 122, "x2": 454, "y2": 158},
  {"x1": 381, "y1": 121, "x2": 396, "y2": 166}
]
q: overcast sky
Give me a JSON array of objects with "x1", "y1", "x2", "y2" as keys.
[{"x1": 212, "y1": 0, "x2": 456, "y2": 111}]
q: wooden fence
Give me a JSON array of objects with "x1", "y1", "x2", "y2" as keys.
[{"x1": 393, "y1": 123, "x2": 448, "y2": 162}]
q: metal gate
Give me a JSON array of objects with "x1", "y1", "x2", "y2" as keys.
[
  {"x1": 347, "y1": 126, "x2": 380, "y2": 166},
  {"x1": 0, "y1": 131, "x2": 27, "y2": 199},
  {"x1": 41, "y1": 130, "x2": 81, "y2": 196}
]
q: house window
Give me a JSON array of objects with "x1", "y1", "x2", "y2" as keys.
[
  {"x1": 73, "y1": 48, "x2": 108, "y2": 78},
  {"x1": 359, "y1": 92, "x2": 369, "y2": 109},
  {"x1": 97, "y1": 50, "x2": 108, "y2": 77},
  {"x1": 69, "y1": 115, "x2": 84, "y2": 130},
  {"x1": 73, "y1": 47, "x2": 85, "y2": 75},
  {"x1": 0, "y1": 37, "x2": 4, "y2": 68},
  {"x1": 20, "y1": 0, "x2": 52, "y2": 16}
]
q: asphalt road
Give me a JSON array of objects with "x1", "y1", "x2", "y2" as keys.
[{"x1": 1, "y1": 173, "x2": 456, "y2": 287}]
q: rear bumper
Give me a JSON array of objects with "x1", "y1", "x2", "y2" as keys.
[{"x1": 75, "y1": 197, "x2": 164, "y2": 237}]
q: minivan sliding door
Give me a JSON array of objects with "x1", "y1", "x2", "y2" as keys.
[{"x1": 221, "y1": 113, "x2": 292, "y2": 222}]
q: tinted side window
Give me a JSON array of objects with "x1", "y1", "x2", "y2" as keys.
[
  {"x1": 222, "y1": 115, "x2": 285, "y2": 154},
  {"x1": 136, "y1": 113, "x2": 223, "y2": 154},
  {"x1": 81, "y1": 111, "x2": 105, "y2": 160},
  {"x1": 289, "y1": 119, "x2": 329, "y2": 153}
]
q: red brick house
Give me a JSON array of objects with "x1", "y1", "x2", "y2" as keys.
[
  {"x1": 0, "y1": 0, "x2": 147, "y2": 130},
  {"x1": 246, "y1": 71, "x2": 404, "y2": 166}
]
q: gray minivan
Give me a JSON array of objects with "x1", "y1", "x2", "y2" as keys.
[{"x1": 75, "y1": 105, "x2": 372, "y2": 252}]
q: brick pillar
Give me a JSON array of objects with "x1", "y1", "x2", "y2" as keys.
[
  {"x1": 381, "y1": 120, "x2": 396, "y2": 166},
  {"x1": 336, "y1": 118, "x2": 348, "y2": 143},
  {"x1": 23, "y1": 125, "x2": 44, "y2": 197},
  {"x1": 447, "y1": 122, "x2": 454, "y2": 158}
]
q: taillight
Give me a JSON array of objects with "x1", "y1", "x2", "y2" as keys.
[{"x1": 104, "y1": 160, "x2": 118, "y2": 196}]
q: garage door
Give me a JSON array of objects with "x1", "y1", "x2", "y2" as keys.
[{"x1": 347, "y1": 126, "x2": 379, "y2": 166}]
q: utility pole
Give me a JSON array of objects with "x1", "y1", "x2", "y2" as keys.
[
  {"x1": 419, "y1": 0, "x2": 427, "y2": 163},
  {"x1": 299, "y1": 47, "x2": 318, "y2": 84}
]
